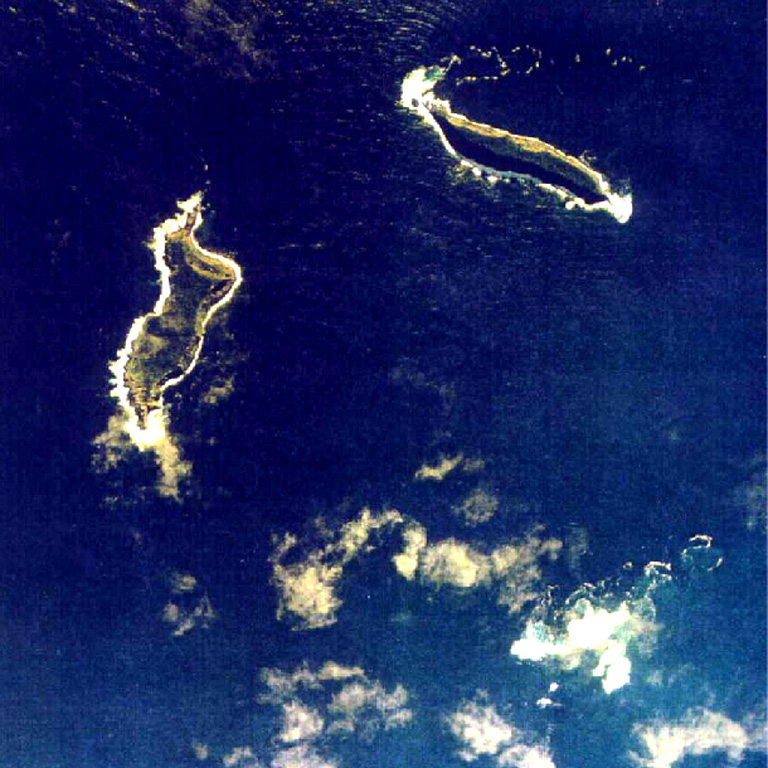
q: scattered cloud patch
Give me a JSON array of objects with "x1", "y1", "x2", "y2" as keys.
[
  {"x1": 452, "y1": 487, "x2": 500, "y2": 526},
  {"x1": 510, "y1": 562, "x2": 669, "y2": 694},
  {"x1": 327, "y1": 679, "x2": 413, "y2": 736},
  {"x1": 414, "y1": 454, "x2": 487, "y2": 482},
  {"x1": 279, "y1": 702, "x2": 325, "y2": 744},
  {"x1": 270, "y1": 744, "x2": 337, "y2": 768},
  {"x1": 733, "y1": 456, "x2": 767, "y2": 532},
  {"x1": 162, "y1": 572, "x2": 216, "y2": 637},
  {"x1": 258, "y1": 661, "x2": 413, "y2": 745},
  {"x1": 223, "y1": 747, "x2": 263, "y2": 767},
  {"x1": 392, "y1": 523, "x2": 428, "y2": 581},
  {"x1": 92, "y1": 412, "x2": 191, "y2": 500},
  {"x1": 415, "y1": 454, "x2": 465, "y2": 482},
  {"x1": 447, "y1": 700, "x2": 518, "y2": 760},
  {"x1": 446, "y1": 696, "x2": 555, "y2": 767},
  {"x1": 394, "y1": 525, "x2": 562, "y2": 614},
  {"x1": 629, "y1": 708, "x2": 766, "y2": 767},
  {"x1": 270, "y1": 508, "x2": 403, "y2": 629}
]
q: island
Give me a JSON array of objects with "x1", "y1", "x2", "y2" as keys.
[
  {"x1": 110, "y1": 193, "x2": 243, "y2": 447},
  {"x1": 400, "y1": 66, "x2": 632, "y2": 223}
]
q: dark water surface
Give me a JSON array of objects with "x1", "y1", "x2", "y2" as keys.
[{"x1": 0, "y1": 0, "x2": 764, "y2": 765}]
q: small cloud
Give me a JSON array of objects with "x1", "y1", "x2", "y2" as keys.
[
  {"x1": 446, "y1": 700, "x2": 517, "y2": 760},
  {"x1": 452, "y1": 487, "x2": 500, "y2": 526},
  {"x1": 629, "y1": 708, "x2": 765, "y2": 767},
  {"x1": 392, "y1": 524, "x2": 428, "y2": 581},
  {"x1": 270, "y1": 744, "x2": 337, "y2": 768},
  {"x1": 497, "y1": 744, "x2": 556, "y2": 768},
  {"x1": 223, "y1": 747, "x2": 263, "y2": 767},
  {"x1": 270, "y1": 508, "x2": 403, "y2": 630},
  {"x1": 192, "y1": 741, "x2": 210, "y2": 760},
  {"x1": 162, "y1": 572, "x2": 216, "y2": 637},
  {"x1": 258, "y1": 661, "x2": 413, "y2": 745},
  {"x1": 510, "y1": 562, "x2": 667, "y2": 694},
  {"x1": 394, "y1": 526, "x2": 561, "y2": 614},
  {"x1": 170, "y1": 571, "x2": 199, "y2": 593},
  {"x1": 278, "y1": 701, "x2": 324, "y2": 744},
  {"x1": 446, "y1": 696, "x2": 555, "y2": 766},
  {"x1": 414, "y1": 454, "x2": 464, "y2": 481},
  {"x1": 733, "y1": 456, "x2": 767, "y2": 532},
  {"x1": 316, "y1": 661, "x2": 366, "y2": 682},
  {"x1": 327, "y1": 680, "x2": 413, "y2": 736},
  {"x1": 92, "y1": 411, "x2": 191, "y2": 500}
]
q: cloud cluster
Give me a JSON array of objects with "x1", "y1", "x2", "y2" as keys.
[
  {"x1": 162, "y1": 571, "x2": 217, "y2": 637},
  {"x1": 270, "y1": 508, "x2": 404, "y2": 629},
  {"x1": 270, "y1": 501, "x2": 564, "y2": 629},
  {"x1": 452, "y1": 487, "x2": 500, "y2": 526},
  {"x1": 394, "y1": 524, "x2": 562, "y2": 614},
  {"x1": 259, "y1": 661, "x2": 413, "y2": 742},
  {"x1": 92, "y1": 412, "x2": 191, "y2": 500},
  {"x1": 510, "y1": 563, "x2": 667, "y2": 694},
  {"x1": 217, "y1": 661, "x2": 412, "y2": 767},
  {"x1": 629, "y1": 708, "x2": 766, "y2": 767},
  {"x1": 446, "y1": 697, "x2": 555, "y2": 767},
  {"x1": 414, "y1": 454, "x2": 485, "y2": 482}
]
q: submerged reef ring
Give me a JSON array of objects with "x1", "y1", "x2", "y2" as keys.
[
  {"x1": 109, "y1": 193, "x2": 243, "y2": 448},
  {"x1": 400, "y1": 66, "x2": 632, "y2": 223}
]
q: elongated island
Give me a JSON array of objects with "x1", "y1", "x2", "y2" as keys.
[
  {"x1": 400, "y1": 66, "x2": 632, "y2": 223},
  {"x1": 110, "y1": 193, "x2": 243, "y2": 448}
]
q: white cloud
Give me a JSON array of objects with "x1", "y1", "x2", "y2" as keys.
[
  {"x1": 316, "y1": 661, "x2": 366, "y2": 682},
  {"x1": 270, "y1": 744, "x2": 337, "y2": 768},
  {"x1": 497, "y1": 744, "x2": 556, "y2": 768},
  {"x1": 414, "y1": 454, "x2": 465, "y2": 481},
  {"x1": 447, "y1": 700, "x2": 517, "y2": 761},
  {"x1": 392, "y1": 523, "x2": 428, "y2": 581},
  {"x1": 510, "y1": 598, "x2": 656, "y2": 694},
  {"x1": 278, "y1": 701, "x2": 324, "y2": 744},
  {"x1": 327, "y1": 680, "x2": 413, "y2": 736},
  {"x1": 446, "y1": 697, "x2": 555, "y2": 767},
  {"x1": 92, "y1": 411, "x2": 191, "y2": 500},
  {"x1": 452, "y1": 487, "x2": 500, "y2": 525},
  {"x1": 259, "y1": 661, "x2": 413, "y2": 744},
  {"x1": 162, "y1": 572, "x2": 216, "y2": 637},
  {"x1": 270, "y1": 508, "x2": 403, "y2": 629},
  {"x1": 629, "y1": 708, "x2": 765, "y2": 767},
  {"x1": 223, "y1": 747, "x2": 263, "y2": 767},
  {"x1": 394, "y1": 526, "x2": 561, "y2": 614}
]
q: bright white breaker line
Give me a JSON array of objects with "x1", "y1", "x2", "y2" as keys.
[
  {"x1": 108, "y1": 192, "x2": 243, "y2": 449},
  {"x1": 400, "y1": 67, "x2": 633, "y2": 224}
]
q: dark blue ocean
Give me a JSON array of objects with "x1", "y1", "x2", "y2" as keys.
[{"x1": 0, "y1": 0, "x2": 765, "y2": 766}]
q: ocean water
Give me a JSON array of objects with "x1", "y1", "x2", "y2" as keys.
[{"x1": 0, "y1": 0, "x2": 765, "y2": 766}]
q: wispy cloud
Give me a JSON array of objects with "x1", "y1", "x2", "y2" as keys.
[
  {"x1": 446, "y1": 696, "x2": 555, "y2": 767},
  {"x1": 452, "y1": 487, "x2": 500, "y2": 526},
  {"x1": 629, "y1": 708, "x2": 766, "y2": 767},
  {"x1": 393, "y1": 524, "x2": 562, "y2": 614},
  {"x1": 162, "y1": 571, "x2": 217, "y2": 637},
  {"x1": 270, "y1": 508, "x2": 404, "y2": 629},
  {"x1": 510, "y1": 562, "x2": 668, "y2": 694},
  {"x1": 414, "y1": 454, "x2": 465, "y2": 481},
  {"x1": 92, "y1": 412, "x2": 191, "y2": 500},
  {"x1": 259, "y1": 661, "x2": 413, "y2": 743},
  {"x1": 223, "y1": 746, "x2": 263, "y2": 767},
  {"x1": 270, "y1": 744, "x2": 337, "y2": 768}
]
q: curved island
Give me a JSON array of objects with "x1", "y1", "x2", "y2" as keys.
[{"x1": 110, "y1": 193, "x2": 243, "y2": 447}]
